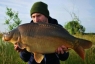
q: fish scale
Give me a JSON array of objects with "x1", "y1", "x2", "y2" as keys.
[{"x1": 2, "y1": 22, "x2": 92, "y2": 63}]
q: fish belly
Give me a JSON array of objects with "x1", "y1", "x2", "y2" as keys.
[{"x1": 21, "y1": 36, "x2": 73, "y2": 54}]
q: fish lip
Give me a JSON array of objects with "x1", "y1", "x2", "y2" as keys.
[
  {"x1": 2, "y1": 36, "x2": 6, "y2": 41},
  {"x1": 2, "y1": 35, "x2": 9, "y2": 41},
  {"x1": 2, "y1": 36, "x2": 4, "y2": 41}
]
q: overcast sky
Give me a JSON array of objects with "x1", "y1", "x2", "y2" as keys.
[{"x1": 0, "y1": 0, "x2": 95, "y2": 33}]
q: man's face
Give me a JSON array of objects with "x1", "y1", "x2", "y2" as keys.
[{"x1": 31, "y1": 13, "x2": 48, "y2": 23}]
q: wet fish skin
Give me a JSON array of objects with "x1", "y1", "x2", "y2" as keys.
[{"x1": 2, "y1": 22, "x2": 92, "y2": 63}]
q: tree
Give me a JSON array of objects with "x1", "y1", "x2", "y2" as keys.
[
  {"x1": 4, "y1": 7, "x2": 21, "y2": 31},
  {"x1": 64, "y1": 13, "x2": 85, "y2": 35}
]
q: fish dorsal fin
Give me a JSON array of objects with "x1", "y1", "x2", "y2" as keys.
[{"x1": 34, "y1": 53, "x2": 44, "y2": 63}]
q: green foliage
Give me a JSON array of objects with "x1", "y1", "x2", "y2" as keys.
[
  {"x1": 0, "y1": 32, "x2": 3, "y2": 38},
  {"x1": 64, "y1": 13, "x2": 85, "y2": 35},
  {"x1": 65, "y1": 21, "x2": 85, "y2": 34},
  {"x1": 4, "y1": 7, "x2": 21, "y2": 31},
  {"x1": 0, "y1": 39, "x2": 27, "y2": 64}
]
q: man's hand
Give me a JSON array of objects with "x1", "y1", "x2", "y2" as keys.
[
  {"x1": 56, "y1": 45, "x2": 68, "y2": 54},
  {"x1": 14, "y1": 43, "x2": 24, "y2": 52}
]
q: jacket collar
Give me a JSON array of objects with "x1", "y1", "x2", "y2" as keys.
[{"x1": 30, "y1": 17, "x2": 58, "y2": 25}]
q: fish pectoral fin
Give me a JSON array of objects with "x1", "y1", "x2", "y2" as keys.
[
  {"x1": 14, "y1": 36, "x2": 26, "y2": 49},
  {"x1": 34, "y1": 53, "x2": 44, "y2": 63},
  {"x1": 74, "y1": 46, "x2": 85, "y2": 60}
]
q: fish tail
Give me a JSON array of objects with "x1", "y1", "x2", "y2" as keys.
[{"x1": 74, "y1": 38, "x2": 92, "y2": 60}]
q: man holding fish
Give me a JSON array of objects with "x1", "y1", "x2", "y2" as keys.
[
  {"x1": 14, "y1": 1, "x2": 69, "y2": 64},
  {"x1": 2, "y1": 1, "x2": 92, "y2": 64}
]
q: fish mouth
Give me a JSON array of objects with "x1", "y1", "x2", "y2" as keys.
[
  {"x1": 2, "y1": 36, "x2": 5, "y2": 41},
  {"x1": 2, "y1": 35, "x2": 10, "y2": 41}
]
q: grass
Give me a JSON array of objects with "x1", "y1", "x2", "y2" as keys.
[
  {"x1": 0, "y1": 33, "x2": 95, "y2": 64},
  {"x1": 60, "y1": 46, "x2": 95, "y2": 64},
  {"x1": 60, "y1": 34, "x2": 95, "y2": 64},
  {"x1": 0, "y1": 39, "x2": 27, "y2": 64}
]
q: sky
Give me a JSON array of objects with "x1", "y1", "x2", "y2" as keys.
[{"x1": 0, "y1": 0, "x2": 95, "y2": 33}]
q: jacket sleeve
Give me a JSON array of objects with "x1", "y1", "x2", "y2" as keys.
[
  {"x1": 57, "y1": 51, "x2": 69, "y2": 61},
  {"x1": 20, "y1": 49, "x2": 33, "y2": 62}
]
